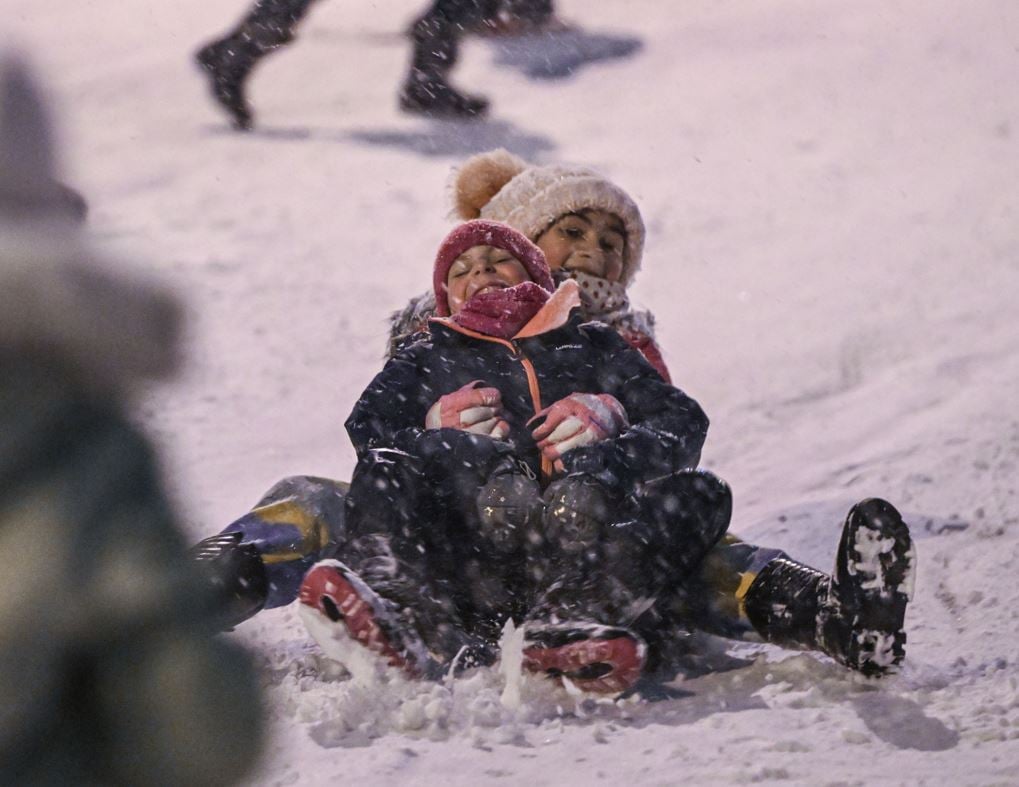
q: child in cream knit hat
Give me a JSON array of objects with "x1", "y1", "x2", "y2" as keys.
[{"x1": 389, "y1": 149, "x2": 671, "y2": 381}]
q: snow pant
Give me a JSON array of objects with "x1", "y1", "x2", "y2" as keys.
[
  {"x1": 229, "y1": 0, "x2": 318, "y2": 53},
  {"x1": 213, "y1": 474, "x2": 786, "y2": 641},
  {"x1": 332, "y1": 432, "x2": 732, "y2": 661},
  {"x1": 525, "y1": 469, "x2": 733, "y2": 645},
  {"x1": 338, "y1": 433, "x2": 531, "y2": 658}
]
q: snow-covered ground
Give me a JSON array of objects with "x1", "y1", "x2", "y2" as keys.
[{"x1": 8, "y1": 0, "x2": 1019, "y2": 782}]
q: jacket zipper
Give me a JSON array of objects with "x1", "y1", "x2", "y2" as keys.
[
  {"x1": 437, "y1": 323, "x2": 552, "y2": 483},
  {"x1": 507, "y1": 341, "x2": 553, "y2": 484}
]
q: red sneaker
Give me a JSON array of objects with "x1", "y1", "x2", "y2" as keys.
[{"x1": 522, "y1": 622, "x2": 646, "y2": 694}]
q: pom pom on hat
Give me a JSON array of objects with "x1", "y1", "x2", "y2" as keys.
[
  {"x1": 451, "y1": 149, "x2": 527, "y2": 220},
  {"x1": 433, "y1": 220, "x2": 554, "y2": 316},
  {"x1": 449, "y1": 149, "x2": 646, "y2": 286}
]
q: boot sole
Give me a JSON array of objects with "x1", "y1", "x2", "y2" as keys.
[
  {"x1": 298, "y1": 560, "x2": 434, "y2": 680},
  {"x1": 522, "y1": 621, "x2": 647, "y2": 694},
  {"x1": 830, "y1": 498, "x2": 915, "y2": 675}
]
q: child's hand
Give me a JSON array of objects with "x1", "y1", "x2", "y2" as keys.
[
  {"x1": 425, "y1": 380, "x2": 511, "y2": 440},
  {"x1": 529, "y1": 393, "x2": 628, "y2": 462}
]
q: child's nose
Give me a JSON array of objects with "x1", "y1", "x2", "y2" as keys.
[{"x1": 573, "y1": 249, "x2": 601, "y2": 264}]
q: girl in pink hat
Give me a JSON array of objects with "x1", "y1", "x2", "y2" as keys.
[{"x1": 299, "y1": 219, "x2": 728, "y2": 693}]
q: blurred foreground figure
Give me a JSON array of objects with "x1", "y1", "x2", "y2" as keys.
[
  {"x1": 195, "y1": 0, "x2": 557, "y2": 129},
  {"x1": 0, "y1": 57, "x2": 263, "y2": 786}
]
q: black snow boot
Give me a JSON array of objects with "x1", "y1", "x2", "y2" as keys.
[
  {"x1": 195, "y1": 39, "x2": 256, "y2": 130},
  {"x1": 742, "y1": 498, "x2": 915, "y2": 676},
  {"x1": 189, "y1": 531, "x2": 269, "y2": 629},
  {"x1": 399, "y1": 73, "x2": 490, "y2": 119},
  {"x1": 195, "y1": 0, "x2": 316, "y2": 130},
  {"x1": 399, "y1": 12, "x2": 489, "y2": 118}
]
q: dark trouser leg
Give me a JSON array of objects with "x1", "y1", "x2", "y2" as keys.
[
  {"x1": 339, "y1": 435, "x2": 535, "y2": 660},
  {"x1": 504, "y1": 0, "x2": 554, "y2": 24},
  {"x1": 195, "y1": 0, "x2": 319, "y2": 129},
  {"x1": 411, "y1": 430, "x2": 539, "y2": 640},
  {"x1": 339, "y1": 447, "x2": 476, "y2": 661},
  {"x1": 300, "y1": 440, "x2": 530, "y2": 676},
  {"x1": 399, "y1": 0, "x2": 496, "y2": 117}
]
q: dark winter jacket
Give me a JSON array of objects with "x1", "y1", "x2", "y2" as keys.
[
  {"x1": 347, "y1": 284, "x2": 707, "y2": 489},
  {"x1": 387, "y1": 288, "x2": 675, "y2": 382}
]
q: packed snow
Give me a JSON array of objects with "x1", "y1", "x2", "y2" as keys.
[{"x1": 8, "y1": 0, "x2": 1019, "y2": 783}]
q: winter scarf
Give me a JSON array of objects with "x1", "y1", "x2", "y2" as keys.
[
  {"x1": 432, "y1": 220, "x2": 555, "y2": 339},
  {"x1": 451, "y1": 280, "x2": 551, "y2": 339},
  {"x1": 557, "y1": 269, "x2": 629, "y2": 315}
]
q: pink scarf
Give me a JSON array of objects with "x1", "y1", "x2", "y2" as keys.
[{"x1": 451, "y1": 281, "x2": 550, "y2": 339}]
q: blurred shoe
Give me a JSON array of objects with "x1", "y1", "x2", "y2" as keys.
[
  {"x1": 195, "y1": 40, "x2": 254, "y2": 131},
  {"x1": 399, "y1": 77, "x2": 489, "y2": 119}
]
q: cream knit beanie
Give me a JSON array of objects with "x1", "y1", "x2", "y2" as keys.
[{"x1": 450, "y1": 149, "x2": 646, "y2": 286}]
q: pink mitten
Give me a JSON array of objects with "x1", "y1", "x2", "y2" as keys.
[
  {"x1": 425, "y1": 380, "x2": 511, "y2": 440},
  {"x1": 529, "y1": 393, "x2": 628, "y2": 463}
]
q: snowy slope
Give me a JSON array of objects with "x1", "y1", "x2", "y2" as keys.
[{"x1": 7, "y1": 0, "x2": 1019, "y2": 783}]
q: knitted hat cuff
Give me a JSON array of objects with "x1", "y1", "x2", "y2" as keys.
[{"x1": 480, "y1": 170, "x2": 645, "y2": 286}]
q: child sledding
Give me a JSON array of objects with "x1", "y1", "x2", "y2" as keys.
[
  {"x1": 297, "y1": 219, "x2": 727, "y2": 692},
  {"x1": 298, "y1": 219, "x2": 915, "y2": 691},
  {"x1": 191, "y1": 154, "x2": 915, "y2": 694}
]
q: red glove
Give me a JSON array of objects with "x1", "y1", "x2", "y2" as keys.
[
  {"x1": 529, "y1": 393, "x2": 628, "y2": 466},
  {"x1": 425, "y1": 380, "x2": 511, "y2": 440}
]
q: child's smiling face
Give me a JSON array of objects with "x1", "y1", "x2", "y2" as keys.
[
  {"x1": 446, "y1": 245, "x2": 530, "y2": 314},
  {"x1": 535, "y1": 209, "x2": 627, "y2": 283}
]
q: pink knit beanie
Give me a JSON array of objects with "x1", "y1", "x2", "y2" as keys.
[{"x1": 433, "y1": 219, "x2": 554, "y2": 316}]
